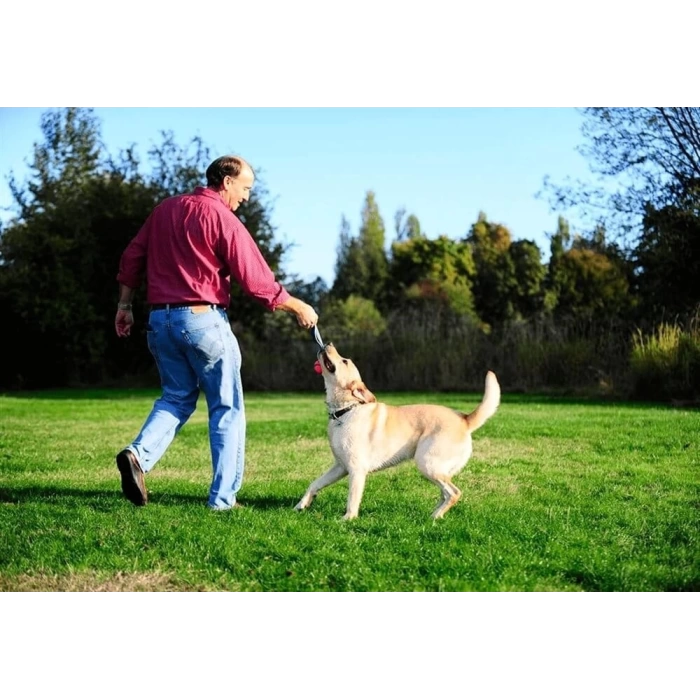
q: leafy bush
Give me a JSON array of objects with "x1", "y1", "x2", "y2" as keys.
[{"x1": 630, "y1": 317, "x2": 700, "y2": 400}]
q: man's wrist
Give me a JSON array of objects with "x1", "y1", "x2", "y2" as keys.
[
  {"x1": 117, "y1": 302, "x2": 133, "y2": 311},
  {"x1": 275, "y1": 297, "x2": 300, "y2": 314}
]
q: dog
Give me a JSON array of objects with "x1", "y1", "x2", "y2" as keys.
[{"x1": 295, "y1": 343, "x2": 501, "y2": 520}]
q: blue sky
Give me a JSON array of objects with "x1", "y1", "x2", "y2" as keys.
[{"x1": 0, "y1": 108, "x2": 594, "y2": 287}]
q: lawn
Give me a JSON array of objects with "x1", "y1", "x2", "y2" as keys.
[{"x1": 0, "y1": 388, "x2": 698, "y2": 591}]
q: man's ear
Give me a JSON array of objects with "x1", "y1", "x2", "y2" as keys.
[{"x1": 351, "y1": 382, "x2": 376, "y2": 404}]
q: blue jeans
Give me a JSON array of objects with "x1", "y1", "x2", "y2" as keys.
[{"x1": 123, "y1": 305, "x2": 245, "y2": 509}]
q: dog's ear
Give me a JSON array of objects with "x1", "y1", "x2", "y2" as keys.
[{"x1": 351, "y1": 382, "x2": 376, "y2": 404}]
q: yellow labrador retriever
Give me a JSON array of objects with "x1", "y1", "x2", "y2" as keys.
[{"x1": 295, "y1": 343, "x2": 501, "y2": 520}]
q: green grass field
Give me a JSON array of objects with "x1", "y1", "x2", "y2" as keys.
[{"x1": 0, "y1": 388, "x2": 698, "y2": 591}]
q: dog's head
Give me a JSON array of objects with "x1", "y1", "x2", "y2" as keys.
[{"x1": 317, "y1": 343, "x2": 376, "y2": 407}]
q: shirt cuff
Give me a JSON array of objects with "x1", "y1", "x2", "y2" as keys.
[{"x1": 269, "y1": 287, "x2": 292, "y2": 311}]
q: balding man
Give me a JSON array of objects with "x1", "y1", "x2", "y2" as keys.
[{"x1": 115, "y1": 155, "x2": 318, "y2": 510}]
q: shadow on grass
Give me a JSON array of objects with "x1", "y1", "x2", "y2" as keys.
[{"x1": 0, "y1": 486, "x2": 296, "y2": 511}]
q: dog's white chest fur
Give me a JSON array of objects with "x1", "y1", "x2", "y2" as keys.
[{"x1": 328, "y1": 403, "x2": 431, "y2": 473}]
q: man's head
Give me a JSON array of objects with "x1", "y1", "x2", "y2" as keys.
[{"x1": 206, "y1": 155, "x2": 255, "y2": 212}]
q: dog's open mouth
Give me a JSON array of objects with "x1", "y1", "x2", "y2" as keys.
[{"x1": 321, "y1": 352, "x2": 336, "y2": 373}]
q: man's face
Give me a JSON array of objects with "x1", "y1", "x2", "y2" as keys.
[{"x1": 223, "y1": 166, "x2": 254, "y2": 211}]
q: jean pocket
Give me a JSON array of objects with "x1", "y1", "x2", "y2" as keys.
[
  {"x1": 146, "y1": 327, "x2": 159, "y2": 361},
  {"x1": 182, "y1": 324, "x2": 225, "y2": 363}
]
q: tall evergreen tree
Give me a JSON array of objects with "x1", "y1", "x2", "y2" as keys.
[
  {"x1": 544, "y1": 215, "x2": 571, "y2": 313},
  {"x1": 331, "y1": 215, "x2": 366, "y2": 300},
  {"x1": 331, "y1": 192, "x2": 389, "y2": 307},
  {"x1": 358, "y1": 190, "x2": 389, "y2": 305},
  {"x1": 394, "y1": 207, "x2": 422, "y2": 240}
]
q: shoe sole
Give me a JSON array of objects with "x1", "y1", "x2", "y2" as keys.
[
  {"x1": 116, "y1": 450, "x2": 147, "y2": 506},
  {"x1": 208, "y1": 502, "x2": 244, "y2": 511}
]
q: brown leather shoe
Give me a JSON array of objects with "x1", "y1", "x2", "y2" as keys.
[{"x1": 116, "y1": 449, "x2": 148, "y2": 506}]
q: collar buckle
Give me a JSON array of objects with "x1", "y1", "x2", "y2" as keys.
[{"x1": 328, "y1": 404, "x2": 357, "y2": 421}]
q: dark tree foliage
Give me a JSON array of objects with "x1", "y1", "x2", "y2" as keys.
[
  {"x1": 543, "y1": 108, "x2": 700, "y2": 238},
  {"x1": 509, "y1": 239, "x2": 546, "y2": 319},
  {"x1": 636, "y1": 191, "x2": 700, "y2": 318},
  {"x1": 0, "y1": 108, "x2": 290, "y2": 389},
  {"x1": 464, "y1": 213, "x2": 518, "y2": 326},
  {"x1": 544, "y1": 217, "x2": 635, "y2": 322},
  {"x1": 542, "y1": 108, "x2": 700, "y2": 316}
]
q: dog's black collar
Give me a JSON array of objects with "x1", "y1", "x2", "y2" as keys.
[{"x1": 328, "y1": 404, "x2": 358, "y2": 421}]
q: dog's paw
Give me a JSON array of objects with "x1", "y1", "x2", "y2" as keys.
[{"x1": 342, "y1": 513, "x2": 358, "y2": 521}]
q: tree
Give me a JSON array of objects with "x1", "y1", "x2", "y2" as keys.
[
  {"x1": 0, "y1": 108, "x2": 120, "y2": 387},
  {"x1": 636, "y1": 195, "x2": 700, "y2": 317},
  {"x1": 331, "y1": 191, "x2": 389, "y2": 307},
  {"x1": 545, "y1": 215, "x2": 572, "y2": 313},
  {"x1": 0, "y1": 108, "x2": 290, "y2": 388},
  {"x1": 464, "y1": 212, "x2": 518, "y2": 326},
  {"x1": 394, "y1": 207, "x2": 422, "y2": 240},
  {"x1": 544, "y1": 217, "x2": 635, "y2": 321},
  {"x1": 389, "y1": 234, "x2": 477, "y2": 319},
  {"x1": 321, "y1": 294, "x2": 387, "y2": 339},
  {"x1": 357, "y1": 191, "x2": 389, "y2": 305},
  {"x1": 146, "y1": 131, "x2": 211, "y2": 198},
  {"x1": 541, "y1": 108, "x2": 700, "y2": 317},
  {"x1": 543, "y1": 108, "x2": 700, "y2": 240},
  {"x1": 7, "y1": 109, "x2": 103, "y2": 223},
  {"x1": 331, "y1": 215, "x2": 365, "y2": 300},
  {"x1": 509, "y1": 239, "x2": 546, "y2": 318}
]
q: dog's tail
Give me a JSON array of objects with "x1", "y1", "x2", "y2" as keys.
[{"x1": 463, "y1": 371, "x2": 501, "y2": 432}]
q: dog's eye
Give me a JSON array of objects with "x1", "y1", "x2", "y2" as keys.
[{"x1": 343, "y1": 360, "x2": 348, "y2": 365}]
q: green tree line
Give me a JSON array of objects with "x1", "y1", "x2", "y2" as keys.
[{"x1": 1, "y1": 108, "x2": 698, "y2": 398}]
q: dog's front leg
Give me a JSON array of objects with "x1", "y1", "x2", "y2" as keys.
[
  {"x1": 295, "y1": 462, "x2": 347, "y2": 511},
  {"x1": 344, "y1": 470, "x2": 368, "y2": 520}
]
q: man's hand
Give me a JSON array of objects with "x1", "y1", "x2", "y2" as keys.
[
  {"x1": 276, "y1": 296, "x2": 319, "y2": 329},
  {"x1": 294, "y1": 301, "x2": 318, "y2": 329},
  {"x1": 115, "y1": 309, "x2": 134, "y2": 337}
]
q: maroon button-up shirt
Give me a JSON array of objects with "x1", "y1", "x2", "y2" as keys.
[{"x1": 117, "y1": 187, "x2": 290, "y2": 311}]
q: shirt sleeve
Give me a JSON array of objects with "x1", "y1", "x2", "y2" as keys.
[
  {"x1": 116, "y1": 210, "x2": 153, "y2": 289},
  {"x1": 222, "y1": 216, "x2": 291, "y2": 311}
]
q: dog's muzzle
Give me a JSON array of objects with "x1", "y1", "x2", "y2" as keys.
[{"x1": 320, "y1": 350, "x2": 336, "y2": 373}]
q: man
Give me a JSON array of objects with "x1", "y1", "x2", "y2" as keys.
[{"x1": 115, "y1": 155, "x2": 318, "y2": 510}]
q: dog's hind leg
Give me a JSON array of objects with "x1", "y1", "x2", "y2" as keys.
[
  {"x1": 415, "y1": 440, "x2": 465, "y2": 519},
  {"x1": 344, "y1": 470, "x2": 368, "y2": 520},
  {"x1": 430, "y1": 477, "x2": 462, "y2": 519},
  {"x1": 295, "y1": 462, "x2": 347, "y2": 511}
]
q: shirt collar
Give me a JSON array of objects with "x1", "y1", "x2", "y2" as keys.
[
  {"x1": 194, "y1": 186, "x2": 227, "y2": 204},
  {"x1": 194, "y1": 187, "x2": 235, "y2": 215}
]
